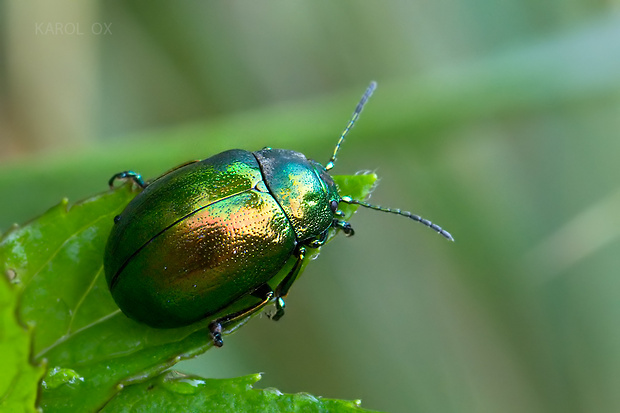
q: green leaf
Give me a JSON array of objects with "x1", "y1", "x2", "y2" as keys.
[
  {"x1": 0, "y1": 174, "x2": 377, "y2": 412},
  {"x1": 101, "y1": 372, "x2": 377, "y2": 412},
  {"x1": 0, "y1": 272, "x2": 45, "y2": 412}
]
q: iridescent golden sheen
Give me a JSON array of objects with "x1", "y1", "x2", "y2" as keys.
[
  {"x1": 110, "y1": 190, "x2": 295, "y2": 327},
  {"x1": 105, "y1": 150, "x2": 264, "y2": 288},
  {"x1": 104, "y1": 148, "x2": 338, "y2": 328}
]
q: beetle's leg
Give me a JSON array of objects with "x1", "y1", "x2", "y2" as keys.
[
  {"x1": 307, "y1": 229, "x2": 329, "y2": 248},
  {"x1": 108, "y1": 161, "x2": 201, "y2": 190},
  {"x1": 108, "y1": 171, "x2": 147, "y2": 189},
  {"x1": 269, "y1": 246, "x2": 307, "y2": 321},
  {"x1": 333, "y1": 219, "x2": 355, "y2": 236},
  {"x1": 208, "y1": 284, "x2": 274, "y2": 347},
  {"x1": 269, "y1": 223, "x2": 351, "y2": 322}
]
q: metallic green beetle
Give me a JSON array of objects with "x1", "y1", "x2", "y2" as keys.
[{"x1": 104, "y1": 82, "x2": 453, "y2": 347}]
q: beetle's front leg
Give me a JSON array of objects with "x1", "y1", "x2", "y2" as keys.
[{"x1": 333, "y1": 219, "x2": 355, "y2": 236}]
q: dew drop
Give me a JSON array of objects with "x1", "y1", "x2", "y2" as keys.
[
  {"x1": 42, "y1": 367, "x2": 84, "y2": 390},
  {"x1": 160, "y1": 371, "x2": 206, "y2": 395}
]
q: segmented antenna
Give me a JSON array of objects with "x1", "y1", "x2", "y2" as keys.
[
  {"x1": 340, "y1": 196, "x2": 454, "y2": 241},
  {"x1": 325, "y1": 81, "x2": 377, "y2": 171}
]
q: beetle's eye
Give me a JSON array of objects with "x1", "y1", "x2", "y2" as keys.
[{"x1": 330, "y1": 200, "x2": 339, "y2": 213}]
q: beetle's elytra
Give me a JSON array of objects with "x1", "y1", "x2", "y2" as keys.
[{"x1": 104, "y1": 82, "x2": 453, "y2": 347}]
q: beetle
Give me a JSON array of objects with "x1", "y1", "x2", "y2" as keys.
[{"x1": 104, "y1": 82, "x2": 453, "y2": 347}]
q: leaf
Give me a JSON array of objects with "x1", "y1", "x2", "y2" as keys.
[
  {"x1": 0, "y1": 272, "x2": 45, "y2": 412},
  {"x1": 100, "y1": 372, "x2": 378, "y2": 412},
  {"x1": 0, "y1": 174, "x2": 376, "y2": 412}
]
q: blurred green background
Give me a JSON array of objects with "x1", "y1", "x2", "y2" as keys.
[{"x1": 2, "y1": 1, "x2": 620, "y2": 412}]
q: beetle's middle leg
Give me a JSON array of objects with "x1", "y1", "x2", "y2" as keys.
[
  {"x1": 269, "y1": 227, "x2": 337, "y2": 321},
  {"x1": 267, "y1": 246, "x2": 307, "y2": 321},
  {"x1": 208, "y1": 283, "x2": 274, "y2": 347},
  {"x1": 208, "y1": 238, "x2": 322, "y2": 344}
]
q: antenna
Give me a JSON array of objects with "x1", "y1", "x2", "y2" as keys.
[
  {"x1": 340, "y1": 196, "x2": 455, "y2": 241},
  {"x1": 325, "y1": 81, "x2": 377, "y2": 171}
]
